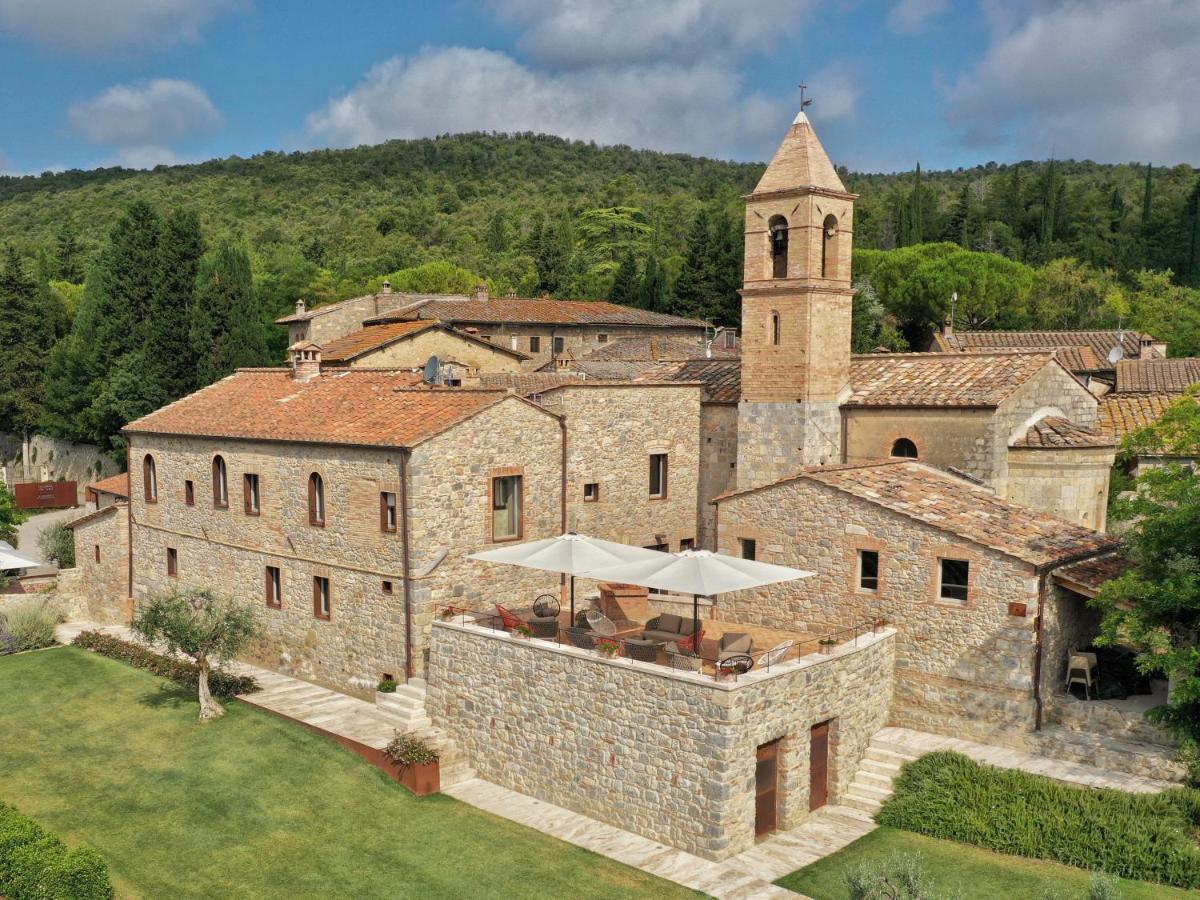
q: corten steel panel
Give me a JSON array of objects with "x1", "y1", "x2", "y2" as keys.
[{"x1": 13, "y1": 481, "x2": 77, "y2": 509}]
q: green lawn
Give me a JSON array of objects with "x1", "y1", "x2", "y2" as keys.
[
  {"x1": 777, "y1": 826, "x2": 1200, "y2": 900},
  {"x1": 0, "y1": 647, "x2": 697, "y2": 899}
]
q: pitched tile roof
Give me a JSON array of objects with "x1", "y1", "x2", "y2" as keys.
[
  {"x1": 933, "y1": 329, "x2": 1159, "y2": 366},
  {"x1": 1097, "y1": 394, "x2": 1180, "y2": 441},
  {"x1": 65, "y1": 502, "x2": 123, "y2": 530},
  {"x1": 635, "y1": 359, "x2": 742, "y2": 403},
  {"x1": 718, "y1": 460, "x2": 1119, "y2": 568},
  {"x1": 318, "y1": 321, "x2": 529, "y2": 364},
  {"x1": 577, "y1": 336, "x2": 736, "y2": 362},
  {"x1": 1010, "y1": 417, "x2": 1115, "y2": 450},
  {"x1": 87, "y1": 472, "x2": 129, "y2": 498},
  {"x1": 476, "y1": 372, "x2": 583, "y2": 396},
  {"x1": 275, "y1": 292, "x2": 450, "y2": 324},
  {"x1": 846, "y1": 352, "x2": 1059, "y2": 408},
  {"x1": 124, "y1": 369, "x2": 528, "y2": 449},
  {"x1": 1115, "y1": 358, "x2": 1200, "y2": 394},
  {"x1": 1053, "y1": 552, "x2": 1131, "y2": 598},
  {"x1": 373, "y1": 298, "x2": 706, "y2": 329},
  {"x1": 753, "y1": 111, "x2": 848, "y2": 195}
]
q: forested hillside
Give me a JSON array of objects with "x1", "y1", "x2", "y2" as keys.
[{"x1": 0, "y1": 131, "x2": 1198, "y2": 456}]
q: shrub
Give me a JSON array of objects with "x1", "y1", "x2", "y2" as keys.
[
  {"x1": 377, "y1": 677, "x2": 398, "y2": 693},
  {"x1": 844, "y1": 851, "x2": 934, "y2": 900},
  {"x1": 71, "y1": 630, "x2": 258, "y2": 697},
  {"x1": 878, "y1": 751, "x2": 1200, "y2": 888},
  {"x1": 0, "y1": 801, "x2": 113, "y2": 899},
  {"x1": 37, "y1": 521, "x2": 75, "y2": 568},
  {"x1": 1, "y1": 600, "x2": 58, "y2": 651},
  {"x1": 385, "y1": 733, "x2": 439, "y2": 766}
]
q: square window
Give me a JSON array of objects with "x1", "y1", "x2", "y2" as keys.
[
  {"x1": 382, "y1": 580, "x2": 394, "y2": 594},
  {"x1": 858, "y1": 550, "x2": 879, "y2": 592},
  {"x1": 649, "y1": 454, "x2": 668, "y2": 499},
  {"x1": 529, "y1": 336, "x2": 541, "y2": 353},
  {"x1": 166, "y1": 547, "x2": 178, "y2": 577},
  {"x1": 184, "y1": 480, "x2": 195, "y2": 506},
  {"x1": 380, "y1": 492, "x2": 397, "y2": 532},
  {"x1": 740, "y1": 538, "x2": 757, "y2": 561},
  {"x1": 313, "y1": 576, "x2": 331, "y2": 620},
  {"x1": 491, "y1": 475, "x2": 522, "y2": 541},
  {"x1": 597, "y1": 333, "x2": 609, "y2": 344},
  {"x1": 939, "y1": 558, "x2": 970, "y2": 604},
  {"x1": 680, "y1": 538, "x2": 695, "y2": 551},
  {"x1": 244, "y1": 473, "x2": 261, "y2": 516},
  {"x1": 583, "y1": 482, "x2": 599, "y2": 502},
  {"x1": 265, "y1": 566, "x2": 281, "y2": 609}
]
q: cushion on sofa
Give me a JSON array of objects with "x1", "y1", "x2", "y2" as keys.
[{"x1": 657, "y1": 613, "x2": 682, "y2": 633}]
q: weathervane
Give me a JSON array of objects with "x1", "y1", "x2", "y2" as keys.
[{"x1": 798, "y1": 82, "x2": 813, "y2": 112}]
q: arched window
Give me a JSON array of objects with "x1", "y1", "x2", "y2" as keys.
[
  {"x1": 212, "y1": 455, "x2": 228, "y2": 508},
  {"x1": 769, "y1": 215, "x2": 789, "y2": 278},
  {"x1": 890, "y1": 438, "x2": 918, "y2": 459},
  {"x1": 821, "y1": 214, "x2": 839, "y2": 279},
  {"x1": 771, "y1": 311, "x2": 781, "y2": 346},
  {"x1": 142, "y1": 454, "x2": 157, "y2": 503},
  {"x1": 308, "y1": 472, "x2": 325, "y2": 526}
]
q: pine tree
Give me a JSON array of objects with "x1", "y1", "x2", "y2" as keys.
[
  {"x1": 147, "y1": 208, "x2": 205, "y2": 399},
  {"x1": 1004, "y1": 166, "x2": 1024, "y2": 231},
  {"x1": 710, "y1": 211, "x2": 743, "y2": 326},
  {"x1": 190, "y1": 239, "x2": 268, "y2": 386},
  {"x1": 636, "y1": 254, "x2": 668, "y2": 312},
  {"x1": 670, "y1": 207, "x2": 716, "y2": 318},
  {"x1": 0, "y1": 247, "x2": 54, "y2": 440},
  {"x1": 944, "y1": 182, "x2": 973, "y2": 247},
  {"x1": 54, "y1": 220, "x2": 84, "y2": 283},
  {"x1": 608, "y1": 251, "x2": 639, "y2": 306}
]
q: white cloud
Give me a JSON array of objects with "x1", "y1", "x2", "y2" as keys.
[
  {"x1": 487, "y1": 0, "x2": 817, "y2": 68},
  {"x1": 946, "y1": 0, "x2": 1200, "y2": 162},
  {"x1": 113, "y1": 146, "x2": 181, "y2": 169},
  {"x1": 886, "y1": 0, "x2": 949, "y2": 34},
  {"x1": 303, "y1": 46, "x2": 856, "y2": 161},
  {"x1": 69, "y1": 79, "x2": 221, "y2": 148},
  {"x1": 0, "y1": 0, "x2": 241, "y2": 53}
]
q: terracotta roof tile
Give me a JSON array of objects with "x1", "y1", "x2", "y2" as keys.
[
  {"x1": 1010, "y1": 417, "x2": 1115, "y2": 449},
  {"x1": 1097, "y1": 394, "x2": 1180, "y2": 441},
  {"x1": 65, "y1": 502, "x2": 123, "y2": 530},
  {"x1": 635, "y1": 359, "x2": 741, "y2": 403},
  {"x1": 87, "y1": 472, "x2": 129, "y2": 498},
  {"x1": 934, "y1": 329, "x2": 1159, "y2": 366},
  {"x1": 1053, "y1": 552, "x2": 1131, "y2": 597},
  {"x1": 1115, "y1": 358, "x2": 1200, "y2": 394},
  {"x1": 124, "y1": 369, "x2": 521, "y2": 448},
  {"x1": 318, "y1": 321, "x2": 435, "y2": 363},
  {"x1": 846, "y1": 352, "x2": 1058, "y2": 407},
  {"x1": 718, "y1": 460, "x2": 1118, "y2": 568},
  {"x1": 373, "y1": 298, "x2": 705, "y2": 329}
]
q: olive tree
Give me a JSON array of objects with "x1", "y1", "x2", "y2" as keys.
[{"x1": 132, "y1": 588, "x2": 260, "y2": 721}]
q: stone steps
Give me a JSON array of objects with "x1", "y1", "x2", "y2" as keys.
[{"x1": 839, "y1": 733, "x2": 922, "y2": 817}]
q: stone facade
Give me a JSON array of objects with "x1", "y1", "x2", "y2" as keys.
[
  {"x1": 335, "y1": 327, "x2": 526, "y2": 374},
  {"x1": 0, "y1": 432, "x2": 120, "y2": 499},
  {"x1": 126, "y1": 396, "x2": 561, "y2": 693},
  {"x1": 698, "y1": 403, "x2": 737, "y2": 548},
  {"x1": 717, "y1": 476, "x2": 1047, "y2": 744},
  {"x1": 284, "y1": 292, "x2": 420, "y2": 346},
  {"x1": 737, "y1": 399, "x2": 843, "y2": 488},
  {"x1": 844, "y1": 407, "x2": 996, "y2": 480},
  {"x1": 63, "y1": 503, "x2": 129, "y2": 624},
  {"x1": 476, "y1": 324, "x2": 707, "y2": 372},
  {"x1": 428, "y1": 620, "x2": 894, "y2": 860},
  {"x1": 1006, "y1": 446, "x2": 1113, "y2": 530}
]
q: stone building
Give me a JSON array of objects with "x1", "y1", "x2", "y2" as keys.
[
  {"x1": 317, "y1": 320, "x2": 529, "y2": 375},
  {"x1": 62, "y1": 500, "x2": 129, "y2": 624}
]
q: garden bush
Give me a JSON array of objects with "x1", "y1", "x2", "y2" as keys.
[
  {"x1": 0, "y1": 801, "x2": 112, "y2": 899},
  {"x1": 877, "y1": 751, "x2": 1200, "y2": 888},
  {"x1": 37, "y1": 522, "x2": 75, "y2": 569},
  {"x1": 1, "y1": 601, "x2": 58, "y2": 651},
  {"x1": 71, "y1": 630, "x2": 258, "y2": 697}
]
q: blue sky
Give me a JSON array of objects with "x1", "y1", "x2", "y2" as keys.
[{"x1": 1, "y1": 0, "x2": 1197, "y2": 176}]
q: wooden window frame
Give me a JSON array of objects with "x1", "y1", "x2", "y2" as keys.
[
  {"x1": 313, "y1": 576, "x2": 331, "y2": 621},
  {"x1": 212, "y1": 456, "x2": 228, "y2": 509},
  {"x1": 648, "y1": 453, "x2": 669, "y2": 500},
  {"x1": 308, "y1": 472, "x2": 325, "y2": 527},
  {"x1": 489, "y1": 472, "x2": 524, "y2": 543},
  {"x1": 380, "y1": 491, "x2": 397, "y2": 533},
  {"x1": 142, "y1": 454, "x2": 158, "y2": 503},
  {"x1": 583, "y1": 482, "x2": 599, "y2": 502},
  {"x1": 184, "y1": 480, "x2": 195, "y2": 506},
  {"x1": 166, "y1": 547, "x2": 178, "y2": 577},
  {"x1": 937, "y1": 557, "x2": 971, "y2": 605},
  {"x1": 265, "y1": 565, "x2": 281, "y2": 609},
  {"x1": 244, "y1": 473, "x2": 261, "y2": 516}
]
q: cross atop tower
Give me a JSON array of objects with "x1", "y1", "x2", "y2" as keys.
[{"x1": 798, "y1": 82, "x2": 812, "y2": 113}]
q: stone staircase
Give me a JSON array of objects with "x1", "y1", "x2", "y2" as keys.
[
  {"x1": 840, "y1": 734, "x2": 920, "y2": 816},
  {"x1": 375, "y1": 678, "x2": 474, "y2": 788}
]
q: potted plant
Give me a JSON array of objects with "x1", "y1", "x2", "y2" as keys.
[
  {"x1": 377, "y1": 676, "x2": 398, "y2": 694},
  {"x1": 818, "y1": 638, "x2": 837, "y2": 655},
  {"x1": 384, "y1": 732, "x2": 440, "y2": 795},
  {"x1": 596, "y1": 638, "x2": 620, "y2": 659},
  {"x1": 512, "y1": 623, "x2": 533, "y2": 640}
]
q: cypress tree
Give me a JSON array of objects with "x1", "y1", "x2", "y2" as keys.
[
  {"x1": 0, "y1": 247, "x2": 54, "y2": 442},
  {"x1": 608, "y1": 251, "x2": 639, "y2": 306},
  {"x1": 909, "y1": 163, "x2": 924, "y2": 244},
  {"x1": 1141, "y1": 162, "x2": 1154, "y2": 234},
  {"x1": 636, "y1": 254, "x2": 668, "y2": 313},
  {"x1": 190, "y1": 239, "x2": 268, "y2": 386},
  {"x1": 147, "y1": 208, "x2": 205, "y2": 399},
  {"x1": 1183, "y1": 179, "x2": 1200, "y2": 286},
  {"x1": 710, "y1": 211, "x2": 743, "y2": 327},
  {"x1": 1039, "y1": 159, "x2": 1059, "y2": 249},
  {"x1": 944, "y1": 182, "x2": 973, "y2": 247}
]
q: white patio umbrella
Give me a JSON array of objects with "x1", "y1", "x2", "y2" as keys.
[
  {"x1": 585, "y1": 549, "x2": 814, "y2": 655},
  {"x1": 0, "y1": 541, "x2": 40, "y2": 571},
  {"x1": 467, "y1": 533, "x2": 666, "y2": 624}
]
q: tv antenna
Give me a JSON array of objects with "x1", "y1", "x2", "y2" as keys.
[{"x1": 1107, "y1": 322, "x2": 1125, "y2": 365}]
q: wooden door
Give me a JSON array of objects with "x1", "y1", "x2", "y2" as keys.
[
  {"x1": 755, "y1": 740, "x2": 780, "y2": 836},
  {"x1": 809, "y1": 721, "x2": 830, "y2": 811}
]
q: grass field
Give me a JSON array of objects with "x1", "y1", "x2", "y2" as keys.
[
  {"x1": 777, "y1": 826, "x2": 1200, "y2": 899},
  {"x1": 0, "y1": 647, "x2": 697, "y2": 899}
]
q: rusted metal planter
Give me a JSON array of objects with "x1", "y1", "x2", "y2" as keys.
[{"x1": 391, "y1": 760, "x2": 440, "y2": 796}]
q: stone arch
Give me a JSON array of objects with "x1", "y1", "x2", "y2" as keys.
[
  {"x1": 890, "y1": 437, "x2": 919, "y2": 459},
  {"x1": 769, "y1": 215, "x2": 789, "y2": 278},
  {"x1": 821, "y1": 214, "x2": 839, "y2": 279}
]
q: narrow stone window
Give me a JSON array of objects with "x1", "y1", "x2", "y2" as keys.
[
  {"x1": 529, "y1": 336, "x2": 541, "y2": 353},
  {"x1": 769, "y1": 215, "x2": 788, "y2": 278},
  {"x1": 308, "y1": 472, "x2": 325, "y2": 526},
  {"x1": 382, "y1": 580, "x2": 394, "y2": 595},
  {"x1": 184, "y1": 480, "x2": 195, "y2": 506},
  {"x1": 890, "y1": 438, "x2": 919, "y2": 459},
  {"x1": 771, "y1": 311, "x2": 781, "y2": 346},
  {"x1": 142, "y1": 454, "x2": 158, "y2": 503},
  {"x1": 491, "y1": 475, "x2": 522, "y2": 541},
  {"x1": 858, "y1": 550, "x2": 879, "y2": 592},
  {"x1": 938, "y1": 558, "x2": 970, "y2": 605},
  {"x1": 740, "y1": 538, "x2": 757, "y2": 561},
  {"x1": 94, "y1": 545, "x2": 100, "y2": 563},
  {"x1": 649, "y1": 454, "x2": 668, "y2": 499},
  {"x1": 583, "y1": 482, "x2": 599, "y2": 502},
  {"x1": 380, "y1": 491, "x2": 397, "y2": 532},
  {"x1": 244, "y1": 473, "x2": 261, "y2": 516},
  {"x1": 822, "y1": 214, "x2": 839, "y2": 279},
  {"x1": 265, "y1": 566, "x2": 281, "y2": 609},
  {"x1": 166, "y1": 547, "x2": 178, "y2": 577},
  {"x1": 212, "y1": 456, "x2": 228, "y2": 508},
  {"x1": 553, "y1": 336, "x2": 565, "y2": 355},
  {"x1": 313, "y1": 575, "x2": 331, "y2": 620}
]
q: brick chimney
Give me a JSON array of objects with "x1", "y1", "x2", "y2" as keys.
[
  {"x1": 942, "y1": 315, "x2": 953, "y2": 338},
  {"x1": 381, "y1": 279, "x2": 392, "y2": 294},
  {"x1": 295, "y1": 298, "x2": 306, "y2": 316},
  {"x1": 1139, "y1": 335, "x2": 1156, "y2": 360},
  {"x1": 474, "y1": 283, "x2": 489, "y2": 302},
  {"x1": 289, "y1": 342, "x2": 322, "y2": 382},
  {"x1": 505, "y1": 287, "x2": 517, "y2": 299}
]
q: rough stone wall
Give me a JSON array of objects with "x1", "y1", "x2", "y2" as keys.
[
  {"x1": 345, "y1": 328, "x2": 525, "y2": 374},
  {"x1": 843, "y1": 408, "x2": 995, "y2": 483},
  {"x1": 294, "y1": 293, "x2": 417, "y2": 346},
  {"x1": 540, "y1": 384, "x2": 700, "y2": 551},
  {"x1": 0, "y1": 433, "x2": 120, "y2": 498},
  {"x1": 470, "y1": 324, "x2": 708, "y2": 371},
  {"x1": 66, "y1": 504, "x2": 129, "y2": 623},
  {"x1": 1006, "y1": 447, "x2": 1114, "y2": 530},
  {"x1": 427, "y1": 621, "x2": 893, "y2": 860},
  {"x1": 699, "y1": 403, "x2": 737, "y2": 548},
  {"x1": 736, "y1": 399, "x2": 842, "y2": 488},
  {"x1": 717, "y1": 476, "x2": 1044, "y2": 744}
]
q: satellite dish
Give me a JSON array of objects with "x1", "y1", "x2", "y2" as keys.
[
  {"x1": 423, "y1": 355, "x2": 441, "y2": 385},
  {"x1": 1107, "y1": 345, "x2": 1124, "y2": 365}
]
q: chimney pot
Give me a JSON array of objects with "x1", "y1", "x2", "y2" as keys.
[
  {"x1": 474, "y1": 283, "x2": 489, "y2": 302},
  {"x1": 289, "y1": 343, "x2": 322, "y2": 382},
  {"x1": 295, "y1": 298, "x2": 306, "y2": 316},
  {"x1": 381, "y1": 280, "x2": 392, "y2": 294},
  {"x1": 1139, "y1": 336, "x2": 1155, "y2": 360},
  {"x1": 942, "y1": 315, "x2": 953, "y2": 338},
  {"x1": 505, "y1": 287, "x2": 517, "y2": 299}
]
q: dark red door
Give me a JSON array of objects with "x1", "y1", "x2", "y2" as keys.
[
  {"x1": 810, "y1": 721, "x2": 830, "y2": 811},
  {"x1": 755, "y1": 740, "x2": 780, "y2": 836}
]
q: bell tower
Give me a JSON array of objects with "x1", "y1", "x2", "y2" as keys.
[{"x1": 736, "y1": 110, "x2": 857, "y2": 488}]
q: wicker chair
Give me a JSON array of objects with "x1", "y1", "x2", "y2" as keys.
[{"x1": 563, "y1": 627, "x2": 596, "y2": 650}]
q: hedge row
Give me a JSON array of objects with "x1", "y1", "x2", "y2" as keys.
[
  {"x1": 0, "y1": 801, "x2": 112, "y2": 899},
  {"x1": 877, "y1": 751, "x2": 1200, "y2": 888},
  {"x1": 71, "y1": 631, "x2": 258, "y2": 697}
]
